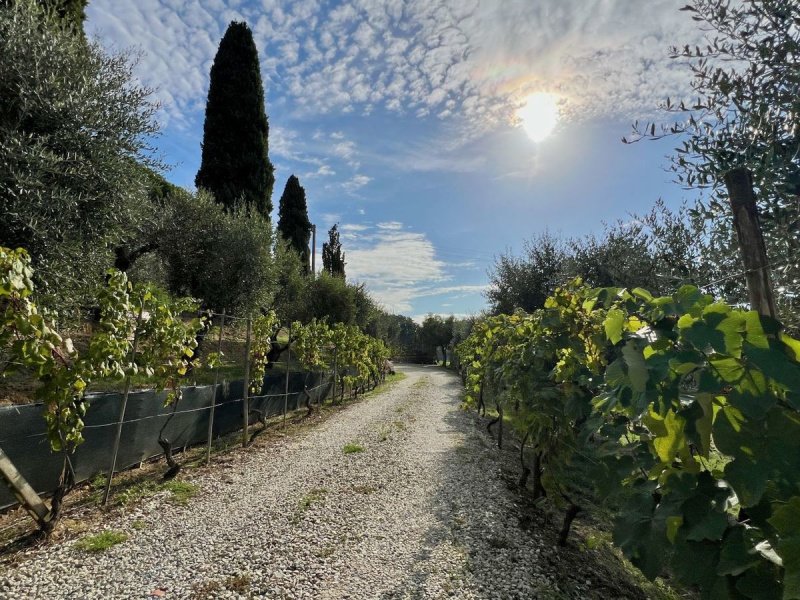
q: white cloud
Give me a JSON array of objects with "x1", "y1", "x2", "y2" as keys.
[
  {"x1": 341, "y1": 222, "x2": 487, "y2": 314},
  {"x1": 342, "y1": 174, "x2": 371, "y2": 193},
  {"x1": 87, "y1": 1, "x2": 702, "y2": 130},
  {"x1": 343, "y1": 222, "x2": 446, "y2": 313},
  {"x1": 376, "y1": 221, "x2": 403, "y2": 230},
  {"x1": 411, "y1": 313, "x2": 472, "y2": 325}
]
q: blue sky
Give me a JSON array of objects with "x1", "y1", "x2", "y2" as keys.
[{"x1": 86, "y1": 0, "x2": 704, "y2": 320}]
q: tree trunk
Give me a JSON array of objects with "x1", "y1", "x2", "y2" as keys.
[
  {"x1": 532, "y1": 452, "x2": 545, "y2": 500},
  {"x1": 497, "y1": 402, "x2": 503, "y2": 449},
  {"x1": 44, "y1": 454, "x2": 74, "y2": 535},
  {"x1": 518, "y1": 431, "x2": 531, "y2": 488},
  {"x1": 723, "y1": 167, "x2": 778, "y2": 318},
  {"x1": 558, "y1": 503, "x2": 581, "y2": 546},
  {"x1": 158, "y1": 398, "x2": 182, "y2": 479}
]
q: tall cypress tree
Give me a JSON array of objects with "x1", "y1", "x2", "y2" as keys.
[
  {"x1": 277, "y1": 175, "x2": 312, "y2": 270},
  {"x1": 322, "y1": 223, "x2": 346, "y2": 278},
  {"x1": 195, "y1": 21, "x2": 274, "y2": 219}
]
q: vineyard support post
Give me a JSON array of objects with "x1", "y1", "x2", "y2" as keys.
[
  {"x1": 283, "y1": 322, "x2": 291, "y2": 428},
  {"x1": 242, "y1": 318, "x2": 252, "y2": 447},
  {"x1": 103, "y1": 302, "x2": 144, "y2": 505},
  {"x1": 0, "y1": 446, "x2": 49, "y2": 527},
  {"x1": 206, "y1": 310, "x2": 225, "y2": 464},
  {"x1": 724, "y1": 167, "x2": 778, "y2": 318},
  {"x1": 332, "y1": 347, "x2": 338, "y2": 404}
]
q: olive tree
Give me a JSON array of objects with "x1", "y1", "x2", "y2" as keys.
[
  {"x1": 627, "y1": 0, "x2": 800, "y2": 322},
  {"x1": 0, "y1": 0, "x2": 160, "y2": 317}
]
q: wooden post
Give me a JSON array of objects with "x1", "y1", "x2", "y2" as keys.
[
  {"x1": 332, "y1": 347, "x2": 338, "y2": 404},
  {"x1": 311, "y1": 224, "x2": 317, "y2": 276},
  {"x1": 103, "y1": 302, "x2": 144, "y2": 505},
  {"x1": 0, "y1": 446, "x2": 50, "y2": 526},
  {"x1": 724, "y1": 167, "x2": 778, "y2": 318},
  {"x1": 283, "y1": 323, "x2": 291, "y2": 428},
  {"x1": 242, "y1": 318, "x2": 252, "y2": 447},
  {"x1": 206, "y1": 310, "x2": 225, "y2": 464}
]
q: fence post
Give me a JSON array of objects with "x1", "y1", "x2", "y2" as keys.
[
  {"x1": 103, "y1": 302, "x2": 145, "y2": 505},
  {"x1": 332, "y1": 347, "x2": 338, "y2": 404},
  {"x1": 242, "y1": 318, "x2": 252, "y2": 448},
  {"x1": 283, "y1": 322, "x2": 291, "y2": 428},
  {"x1": 724, "y1": 167, "x2": 778, "y2": 318},
  {"x1": 206, "y1": 310, "x2": 225, "y2": 464}
]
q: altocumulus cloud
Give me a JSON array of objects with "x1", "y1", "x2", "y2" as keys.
[
  {"x1": 343, "y1": 223, "x2": 451, "y2": 313},
  {"x1": 87, "y1": 0, "x2": 702, "y2": 130}
]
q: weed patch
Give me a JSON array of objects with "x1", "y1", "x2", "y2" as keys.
[
  {"x1": 162, "y1": 480, "x2": 199, "y2": 505},
  {"x1": 75, "y1": 530, "x2": 128, "y2": 553},
  {"x1": 342, "y1": 442, "x2": 364, "y2": 454},
  {"x1": 299, "y1": 488, "x2": 328, "y2": 511}
]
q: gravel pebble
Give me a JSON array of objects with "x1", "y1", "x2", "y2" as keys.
[{"x1": 0, "y1": 365, "x2": 584, "y2": 599}]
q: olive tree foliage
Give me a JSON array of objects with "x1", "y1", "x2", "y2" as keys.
[
  {"x1": 566, "y1": 201, "x2": 723, "y2": 296},
  {"x1": 157, "y1": 190, "x2": 275, "y2": 315},
  {"x1": 490, "y1": 203, "x2": 728, "y2": 315},
  {"x1": 626, "y1": 0, "x2": 800, "y2": 321},
  {"x1": 0, "y1": 0, "x2": 160, "y2": 316},
  {"x1": 420, "y1": 314, "x2": 454, "y2": 365},
  {"x1": 486, "y1": 232, "x2": 567, "y2": 315},
  {"x1": 0, "y1": 0, "x2": 87, "y2": 32}
]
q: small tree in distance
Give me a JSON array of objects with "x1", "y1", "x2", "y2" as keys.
[
  {"x1": 420, "y1": 314, "x2": 454, "y2": 366},
  {"x1": 277, "y1": 175, "x2": 312, "y2": 270},
  {"x1": 195, "y1": 21, "x2": 275, "y2": 219},
  {"x1": 322, "y1": 223, "x2": 346, "y2": 278}
]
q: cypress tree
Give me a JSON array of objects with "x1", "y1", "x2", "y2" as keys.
[
  {"x1": 195, "y1": 21, "x2": 274, "y2": 219},
  {"x1": 322, "y1": 223, "x2": 346, "y2": 278},
  {"x1": 277, "y1": 175, "x2": 312, "y2": 270}
]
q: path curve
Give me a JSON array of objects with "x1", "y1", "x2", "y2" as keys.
[{"x1": 1, "y1": 365, "x2": 592, "y2": 599}]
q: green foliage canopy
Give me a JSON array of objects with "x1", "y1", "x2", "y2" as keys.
[
  {"x1": 195, "y1": 21, "x2": 275, "y2": 219},
  {"x1": 322, "y1": 224, "x2": 346, "y2": 278},
  {"x1": 277, "y1": 175, "x2": 312, "y2": 270},
  {"x1": 0, "y1": 0, "x2": 160, "y2": 316},
  {"x1": 457, "y1": 280, "x2": 800, "y2": 598}
]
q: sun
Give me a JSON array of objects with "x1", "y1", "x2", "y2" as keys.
[{"x1": 517, "y1": 93, "x2": 560, "y2": 142}]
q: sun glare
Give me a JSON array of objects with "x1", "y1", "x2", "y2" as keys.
[{"x1": 517, "y1": 93, "x2": 560, "y2": 142}]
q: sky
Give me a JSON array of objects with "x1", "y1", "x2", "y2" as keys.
[{"x1": 85, "y1": 0, "x2": 706, "y2": 321}]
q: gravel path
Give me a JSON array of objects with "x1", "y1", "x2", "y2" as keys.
[{"x1": 0, "y1": 365, "x2": 595, "y2": 599}]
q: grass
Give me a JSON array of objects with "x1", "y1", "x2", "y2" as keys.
[
  {"x1": 412, "y1": 376, "x2": 430, "y2": 388},
  {"x1": 342, "y1": 442, "x2": 364, "y2": 454},
  {"x1": 131, "y1": 519, "x2": 147, "y2": 531},
  {"x1": 89, "y1": 475, "x2": 199, "y2": 507},
  {"x1": 162, "y1": 480, "x2": 199, "y2": 505},
  {"x1": 358, "y1": 371, "x2": 407, "y2": 400},
  {"x1": 75, "y1": 530, "x2": 128, "y2": 553},
  {"x1": 298, "y1": 488, "x2": 328, "y2": 511},
  {"x1": 377, "y1": 425, "x2": 391, "y2": 441}
]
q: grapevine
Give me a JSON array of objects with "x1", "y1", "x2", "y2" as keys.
[{"x1": 456, "y1": 280, "x2": 800, "y2": 598}]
